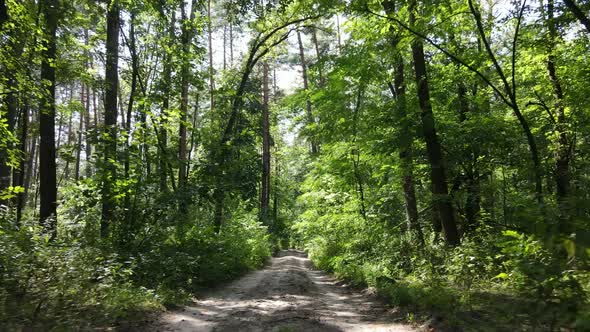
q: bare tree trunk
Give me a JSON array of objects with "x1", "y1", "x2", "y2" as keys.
[
  {"x1": 101, "y1": 0, "x2": 120, "y2": 238},
  {"x1": 351, "y1": 88, "x2": 367, "y2": 220},
  {"x1": 83, "y1": 22, "x2": 92, "y2": 179},
  {"x1": 178, "y1": 3, "x2": 190, "y2": 191},
  {"x1": 297, "y1": 31, "x2": 318, "y2": 155},
  {"x1": 24, "y1": 135, "x2": 37, "y2": 207},
  {"x1": 389, "y1": 59, "x2": 423, "y2": 242},
  {"x1": 383, "y1": 0, "x2": 423, "y2": 242},
  {"x1": 159, "y1": 10, "x2": 175, "y2": 193},
  {"x1": 410, "y1": 1, "x2": 459, "y2": 245},
  {"x1": 310, "y1": 28, "x2": 324, "y2": 86},
  {"x1": 84, "y1": 80, "x2": 92, "y2": 178},
  {"x1": 188, "y1": 95, "x2": 199, "y2": 175},
  {"x1": 124, "y1": 12, "x2": 138, "y2": 224},
  {"x1": 272, "y1": 145, "x2": 279, "y2": 226},
  {"x1": 75, "y1": 85, "x2": 84, "y2": 181},
  {"x1": 15, "y1": 101, "x2": 29, "y2": 225},
  {"x1": 229, "y1": 22, "x2": 234, "y2": 66},
  {"x1": 468, "y1": 0, "x2": 544, "y2": 206},
  {"x1": 39, "y1": 0, "x2": 59, "y2": 238},
  {"x1": 261, "y1": 61, "x2": 271, "y2": 223},
  {"x1": 179, "y1": 0, "x2": 198, "y2": 193},
  {"x1": 207, "y1": 0, "x2": 215, "y2": 110},
  {"x1": 545, "y1": 0, "x2": 572, "y2": 231}
]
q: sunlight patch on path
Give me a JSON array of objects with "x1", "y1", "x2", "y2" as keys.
[{"x1": 156, "y1": 250, "x2": 415, "y2": 332}]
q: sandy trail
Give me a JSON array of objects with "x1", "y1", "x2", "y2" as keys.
[{"x1": 156, "y1": 250, "x2": 414, "y2": 332}]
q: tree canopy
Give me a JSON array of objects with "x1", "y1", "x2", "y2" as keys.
[{"x1": 1, "y1": 0, "x2": 589, "y2": 330}]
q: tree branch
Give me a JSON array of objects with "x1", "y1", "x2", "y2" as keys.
[
  {"x1": 366, "y1": 8, "x2": 513, "y2": 109},
  {"x1": 467, "y1": 0, "x2": 515, "y2": 105},
  {"x1": 563, "y1": 0, "x2": 590, "y2": 33},
  {"x1": 512, "y1": 0, "x2": 527, "y2": 99}
]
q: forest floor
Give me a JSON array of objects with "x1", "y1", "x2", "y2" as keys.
[{"x1": 152, "y1": 250, "x2": 416, "y2": 332}]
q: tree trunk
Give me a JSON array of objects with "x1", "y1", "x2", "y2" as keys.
[
  {"x1": 75, "y1": 85, "x2": 84, "y2": 182},
  {"x1": 562, "y1": 0, "x2": 590, "y2": 34},
  {"x1": 207, "y1": 0, "x2": 215, "y2": 110},
  {"x1": 351, "y1": 87, "x2": 367, "y2": 220},
  {"x1": 124, "y1": 12, "x2": 138, "y2": 224},
  {"x1": 178, "y1": 4, "x2": 189, "y2": 191},
  {"x1": 383, "y1": 0, "x2": 422, "y2": 240},
  {"x1": 24, "y1": 135, "x2": 36, "y2": 208},
  {"x1": 83, "y1": 23, "x2": 92, "y2": 179},
  {"x1": 390, "y1": 57, "x2": 423, "y2": 242},
  {"x1": 159, "y1": 10, "x2": 175, "y2": 193},
  {"x1": 272, "y1": 146, "x2": 279, "y2": 226},
  {"x1": 229, "y1": 22, "x2": 234, "y2": 67},
  {"x1": 179, "y1": 0, "x2": 198, "y2": 194},
  {"x1": 261, "y1": 61, "x2": 271, "y2": 223},
  {"x1": 545, "y1": 0, "x2": 572, "y2": 232},
  {"x1": 15, "y1": 101, "x2": 29, "y2": 225},
  {"x1": 311, "y1": 28, "x2": 324, "y2": 86},
  {"x1": 457, "y1": 82, "x2": 481, "y2": 232},
  {"x1": 468, "y1": 0, "x2": 544, "y2": 207},
  {"x1": 297, "y1": 31, "x2": 318, "y2": 155},
  {"x1": 39, "y1": 0, "x2": 59, "y2": 238},
  {"x1": 101, "y1": 0, "x2": 119, "y2": 238},
  {"x1": 409, "y1": 1, "x2": 459, "y2": 245}
]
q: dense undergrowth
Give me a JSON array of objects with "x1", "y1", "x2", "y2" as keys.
[
  {"x1": 293, "y1": 175, "x2": 590, "y2": 331},
  {"x1": 0, "y1": 182, "x2": 272, "y2": 330}
]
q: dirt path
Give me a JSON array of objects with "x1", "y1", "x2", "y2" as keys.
[{"x1": 156, "y1": 250, "x2": 415, "y2": 332}]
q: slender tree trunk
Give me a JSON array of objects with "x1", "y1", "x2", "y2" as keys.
[
  {"x1": 84, "y1": 80, "x2": 92, "y2": 178},
  {"x1": 261, "y1": 61, "x2": 271, "y2": 223},
  {"x1": 93, "y1": 88, "x2": 98, "y2": 128},
  {"x1": 39, "y1": 0, "x2": 58, "y2": 238},
  {"x1": 297, "y1": 31, "x2": 318, "y2": 155},
  {"x1": 83, "y1": 20, "x2": 92, "y2": 179},
  {"x1": 457, "y1": 82, "x2": 481, "y2": 232},
  {"x1": 101, "y1": 0, "x2": 119, "y2": 238},
  {"x1": 63, "y1": 105, "x2": 74, "y2": 182},
  {"x1": 383, "y1": 0, "x2": 422, "y2": 240},
  {"x1": 207, "y1": 0, "x2": 215, "y2": 110},
  {"x1": 311, "y1": 28, "x2": 324, "y2": 86},
  {"x1": 124, "y1": 12, "x2": 138, "y2": 224},
  {"x1": 351, "y1": 88, "x2": 367, "y2": 220},
  {"x1": 468, "y1": 0, "x2": 544, "y2": 206},
  {"x1": 24, "y1": 135, "x2": 36, "y2": 207},
  {"x1": 179, "y1": 0, "x2": 198, "y2": 193},
  {"x1": 159, "y1": 10, "x2": 175, "y2": 193},
  {"x1": 389, "y1": 59, "x2": 423, "y2": 242},
  {"x1": 545, "y1": 0, "x2": 572, "y2": 231},
  {"x1": 178, "y1": 3, "x2": 190, "y2": 192},
  {"x1": 229, "y1": 22, "x2": 234, "y2": 66},
  {"x1": 15, "y1": 101, "x2": 29, "y2": 225},
  {"x1": 0, "y1": 0, "x2": 7, "y2": 28},
  {"x1": 188, "y1": 95, "x2": 199, "y2": 175},
  {"x1": 409, "y1": 1, "x2": 459, "y2": 245},
  {"x1": 75, "y1": 85, "x2": 84, "y2": 181}
]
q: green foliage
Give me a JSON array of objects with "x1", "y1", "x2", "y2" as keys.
[
  {"x1": 1, "y1": 178, "x2": 272, "y2": 329},
  {"x1": 0, "y1": 220, "x2": 162, "y2": 330}
]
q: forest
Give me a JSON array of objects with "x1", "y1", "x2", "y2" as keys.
[{"x1": 0, "y1": 0, "x2": 589, "y2": 330}]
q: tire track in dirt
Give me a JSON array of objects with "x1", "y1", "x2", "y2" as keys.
[{"x1": 155, "y1": 250, "x2": 415, "y2": 332}]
